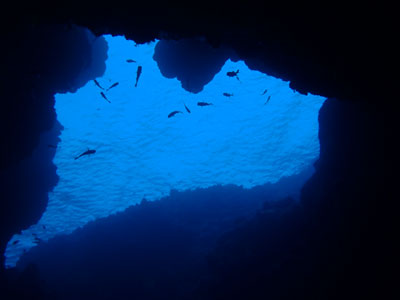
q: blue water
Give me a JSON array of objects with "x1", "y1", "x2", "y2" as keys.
[{"x1": 5, "y1": 35, "x2": 325, "y2": 268}]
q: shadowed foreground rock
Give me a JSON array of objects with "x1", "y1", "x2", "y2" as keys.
[{"x1": 0, "y1": 5, "x2": 388, "y2": 299}]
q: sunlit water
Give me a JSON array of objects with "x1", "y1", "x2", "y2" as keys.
[{"x1": 5, "y1": 35, "x2": 325, "y2": 268}]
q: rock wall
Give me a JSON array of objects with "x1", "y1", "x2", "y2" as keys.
[
  {"x1": 0, "y1": 5, "x2": 387, "y2": 298},
  {"x1": 0, "y1": 24, "x2": 108, "y2": 270}
]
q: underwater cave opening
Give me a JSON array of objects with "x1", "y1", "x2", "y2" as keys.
[{"x1": 5, "y1": 34, "x2": 326, "y2": 268}]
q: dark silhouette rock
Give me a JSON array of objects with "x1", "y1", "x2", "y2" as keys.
[
  {"x1": 153, "y1": 38, "x2": 234, "y2": 93},
  {"x1": 0, "y1": 5, "x2": 389, "y2": 299}
]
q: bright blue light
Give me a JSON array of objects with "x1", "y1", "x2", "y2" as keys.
[{"x1": 5, "y1": 35, "x2": 325, "y2": 268}]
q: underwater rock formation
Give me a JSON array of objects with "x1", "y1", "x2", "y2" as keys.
[
  {"x1": 0, "y1": 24, "x2": 108, "y2": 270},
  {"x1": 0, "y1": 4, "x2": 387, "y2": 299},
  {"x1": 153, "y1": 38, "x2": 236, "y2": 93}
]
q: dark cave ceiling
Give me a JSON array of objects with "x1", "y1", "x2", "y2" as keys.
[{"x1": 2, "y1": 2, "x2": 383, "y2": 104}]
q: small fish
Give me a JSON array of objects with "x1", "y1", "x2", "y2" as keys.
[
  {"x1": 184, "y1": 104, "x2": 191, "y2": 113},
  {"x1": 12, "y1": 240, "x2": 19, "y2": 245},
  {"x1": 75, "y1": 149, "x2": 96, "y2": 160},
  {"x1": 261, "y1": 89, "x2": 268, "y2": 95},
  {"x1": 94, "y1": 79, "x2": 104, "y2": 90},
  {"x1": 227, "y1": 70, "x2": 241, "y2": 82},
  {"x1": 135, "y1": 65, "x2": 142, "y2": 87},
  {"x1": 264, "y1": 95, "x2": 271, "y2": 105},
  {"x1": 227, "y1": 69, "x2": 239, "y2": 77},
  {"x1": 126, "y1": 59, "x2": 136, "y2": 63},
  {"x1": 168, "y1": 111, "x2": 183, "y2": 118},
  {"x1": 223, "y1": 93, "x2": 234, "y2": 97},
  {"x1": 42, "y1": 225, "x2": 46, "y2": 230},
  {"x1": 106, "y1": 82, "x2": 119, "y2": 91},
  {"x1": 197, "y1": 102, "x2": 213, "y2": 106},
  {"x1": 48, "y1": 144, "x2": 57, "y2": 149},
  {"x1": 100, "y1": 92, "x2": 111, "y2": 103}
]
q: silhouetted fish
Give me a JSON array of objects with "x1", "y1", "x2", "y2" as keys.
[
  {"x1": 74, "y1": 149, "x2": 96, "y2": 160},
  {"x1": 227, "y1": 69, "x2": 240, "y2": 81},
  {"x1": 94, "y1": 79, "x2": 104, "y2": 90},
  {"x1": 126, "y1": 59, "x2": 136, "y2": 63},
  {"x1": 135, "y1": 65, "x2": 142, "y2": 87},
  {"x1": 264, "y1": 95, "x2": 271, "y2": 105},
  {"x1": 227, "y1": 70, "x2": 239, "y2": 77},
  {"x1": 184, "y1": 104, "x2": 191, "y2": 113},
  {"x1": 48, "y1": 144, "x2": 57, "y2": 149},
  {"x1": 100, "y1": 92, "x2": 111, "y2": 103},
  {"x1": 261, "y1": 89, "x2": 268, "y2": 95},
  {"x1": 197, "y1": 102, "x2": 213, "y2": 106},
  {"x1": 42, "y1": 225, "x2": 46, "y2": 230},
  {"x1": 12, "y1": 240, "x2": 19, "y2": 245},
  {"x1": 106, "y1": 82, "x2": 119, "y2": 91},
  {"x1": 223, "y1": 93, "x2": 233, "y2": 97},
  {"x1": 168, "y1": 111, "x2": 183, "y2": 118}
]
